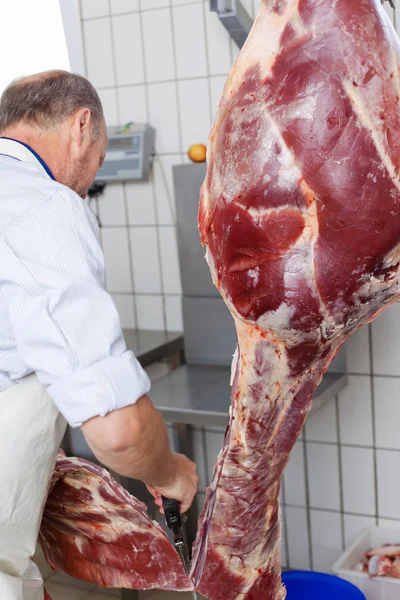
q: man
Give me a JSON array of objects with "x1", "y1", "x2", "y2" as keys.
[{"x1": 0, "y1": 70, "x2": 197, "y2": 600}]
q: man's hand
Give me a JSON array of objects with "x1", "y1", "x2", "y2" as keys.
[
  {"x1": 146, "y1": 453, "x2": 198, "y2": 514},
  {"x1": 81, "y1": 396, "x2": 198, "y2": 514}
]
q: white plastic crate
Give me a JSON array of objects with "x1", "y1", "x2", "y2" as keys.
[{"x1": 333, "y1": 527, "x2": 400, "y2": 600}]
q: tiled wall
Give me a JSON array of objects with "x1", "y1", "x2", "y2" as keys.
[
  {"x1": 77, "y1": 0, "x2": 400, "y2": 574},
  {"x1": 79, "y1": 0, "x2": 261, "y2": 331}
]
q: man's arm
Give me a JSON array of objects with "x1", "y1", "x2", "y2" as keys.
[
  {"x1": 1, "y1": 190, "x2": 198, "y2": 510},
  {"x1": 82, "y1": 395, "x2": 197, "y2": 513}
]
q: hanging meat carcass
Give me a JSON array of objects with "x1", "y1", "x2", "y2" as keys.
[{"x1": 40, "y1": 1, "x2": 400, "y2": 599}]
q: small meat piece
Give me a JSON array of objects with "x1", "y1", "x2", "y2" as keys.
[
  {"x1": 390, "y1": 557, "x2": 400, "y2": 578},
  {"x1": 366, "y1": 544, "x2": 400, "y2": 558},
  {"x1": 39, "y1": 452, "x2": 191, "y2": 593},
  {"x1": 368, "y1": 555, "x2": 393, "y2": 577}
]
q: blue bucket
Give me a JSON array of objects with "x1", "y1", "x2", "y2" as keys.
[{"x1": 282, "y1": 571, "x2": 366, "y2": 599}]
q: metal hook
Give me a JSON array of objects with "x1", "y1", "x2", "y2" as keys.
[{"x1": 383, "y1": 0, "x2": 395, "y2": 9}]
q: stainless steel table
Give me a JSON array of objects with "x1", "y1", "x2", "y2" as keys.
[
  {"x1": 123, "y1": 329, "x2": 184, "y2": 368},
  {"x1": 149, "y1": 364, "x2": 348, "y2": 426}
]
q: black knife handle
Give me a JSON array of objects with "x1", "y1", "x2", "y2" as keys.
[{"x1": 162, "y1": 496, "x2": 182, "y2": 531}]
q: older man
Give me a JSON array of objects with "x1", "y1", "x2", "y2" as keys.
[{"x1": 0, "y1": 70, "x2": 197, "y2": 600}]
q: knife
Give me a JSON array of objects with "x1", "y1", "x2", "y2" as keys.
[{"x1": 162, "y1": 497, "x2": 198, "y2": 600}]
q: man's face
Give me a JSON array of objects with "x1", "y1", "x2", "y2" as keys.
[{"x1": 66, "y1": 123, "x2": 107, "y2": 199}]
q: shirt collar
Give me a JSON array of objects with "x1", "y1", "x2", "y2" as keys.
[{"x1": 0, "y1": 136, "x2": 55, "y2": 180}]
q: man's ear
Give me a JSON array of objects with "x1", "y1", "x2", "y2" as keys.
[{"x1": 70, "y1": 108, "x2": 92, "y2": 148}]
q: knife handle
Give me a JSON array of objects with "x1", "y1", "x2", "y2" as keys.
[{"x1": 162, "y1": 496, "x2": 182, "y2": 530}]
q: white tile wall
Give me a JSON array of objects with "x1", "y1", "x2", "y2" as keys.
[
  {"x1": 305, "y1": 398, "x2": 337, "y2": 443},
  {"x1": 78, "y1": 0, "x2": 230, "y2": 335},
  {"x1": 112, "y1": 13, "x2": 144, "y2": 85},
  {"x1": 111, "y1": 294, "x2": 136, "y2": 329},
  {"x1": 280, "y1": 508, "x2": 287, "y2": 568},
  {"x1": 136, "y1": 295, "x2": 164, "y2": 330},
  {"x1": 145, "y1": 0, "x2": 170, "y2": 9},
  {"x1": 338, "y1": 375, "x2": 373, "y2": 447},
  {"x1": 97, "y1": 182, "x2": 126, "y2": 226},
  {"x1": 372, "y1": 303, "x2": 400, "y2": 376},
  {"x1": 307, "y1": 443, "x2": 340, "y2": 511},
  {"x1": 130, "y1": 227, "x2": 162, "y2": 294},
  {"x1": 178, "y1": 78, "x2": 211, "y2": 150},
  {"x1": 153, "y1": 155, "x2": 181, "y2": 225},
  {"x1": 101, "y1": 228, "x2": 133, "y2": 292},
  {"x1": 83, "y1": 19, "x2": 115, "y2": 87},
  {"x1": 148, "y1": 82, "x2": 181, "y2": 153},
  {"x1": 126, "y1": 180, "x2": 156, "y2": 226},
  {"x1": 210, "y1": 75, "x2": 226, "y2": 119},
  {"x1": 77, "y1": 1, "x2": 400, "y2": 577},
  {"x1": 193, "y1": 428, "x2": 207, "y2": 491},
  {"x1": 97, "y1": 88, "x2": 118, "y2": 124},
  {"x1": 341, "y1": 447, "x2": 376, "y2": 516},
  {"x1": 81, "y1": 0, "x2": 109, "y2": 19},
  {"x1": 142, "y1": 9, "x2": 175, "y2": 82},
  {"x1": 377, "y1": 449, "x2": 400, "y2": 519},
  {"x1": 378, "y1": 517, "x2": 400, "y2": 530},
  {"x1": 117, "y1": 85, "x2": 148, "y2": 124},
  {"x1": 204, "y1": 9, "x2": 232, "y2": 76},
  {"x1": 283, "y1": 440, "x2": 306, "y2": 507},
  {"x1": 346, "y1": 326, "x2": 371, "y2": 374},
  {"x1": 374, "y1": 377, "x2": 400, "y2": 449},
  {"x1": 286, "y1": 506, "x2": 311, "y2": 570},
  {"x1": 310, "y1": 510, "x2": 343, "y2": 573},
  {"x1": 172, "y1": 4, "x2": 208, "y2": 79},
  {"x1": 111, "y1": 0, "x2": 139, "y2": 14},
  {"x1": 205, "y1": 430, "x2": 225, "y2": 480},
  {"x1": 159, "y1": 227, "x2": 182, "y2": 295},
  {"x1": 343, "y1": 514, "x2": 375, "y2": 547},
  {"x1": 165, "y1": 295, "x2": 183, "y2": 332}
]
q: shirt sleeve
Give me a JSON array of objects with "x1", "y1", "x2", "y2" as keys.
[{"x1": 0, "y1": 188, "x2": 151, "y2": 427}]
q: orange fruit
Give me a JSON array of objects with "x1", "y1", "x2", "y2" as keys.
[{"x1": 188, "y1": 143, "x2": 207, "y2": 163}]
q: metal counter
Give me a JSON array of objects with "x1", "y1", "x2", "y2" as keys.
[
  {"x1": 123, "y1": 328, "x2": 184, "y2": 368},
  {"x1": 150, "y1": 364, "x2": 348, "y2": 427}
]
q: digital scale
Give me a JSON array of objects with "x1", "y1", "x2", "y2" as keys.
[{"x1": 95, "y1": 123, "x2": 155, "y2": 183}]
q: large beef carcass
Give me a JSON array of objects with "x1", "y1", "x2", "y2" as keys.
[
  {"x1": 39, "y1": 1, "x2": 400, "y2": 599},
  {"x1": 192, "y1": 0, "x2": 400, "y2": 598}
]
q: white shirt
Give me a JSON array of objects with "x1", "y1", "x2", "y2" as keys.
[{"x1": 0, "y1": 137, "x2": 150, "y2": 427}]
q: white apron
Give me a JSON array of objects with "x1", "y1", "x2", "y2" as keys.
[{"x1": 0, "y1": 375, "x2": 66, "y2": 599}]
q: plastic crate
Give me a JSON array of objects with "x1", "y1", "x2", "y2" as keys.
[{"x1": 333, "y1": 527, "x2": 400, "y2": 600}]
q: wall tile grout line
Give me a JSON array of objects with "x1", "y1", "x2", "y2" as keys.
[
  {"x1": 80, "y1": 0, "x2": 107, "y2": 290},
  {"x1": 201, "y1": 425, "x2": 210, "y2": 484},
  {"x1": 81, "y1": 1, "x2": 205, "y2": 22},
  {"x1": 94, "y1": 72, "x2": 230, "y2": 91},
  {"x1": 107, "y1": 0, "x2": 139, "y2": 330},
  {"x1": 298, "y1": 440, "x2": 400, "y2": 452},
  {"x1": 100, "y1": 223, "x2": 180, "y2": 228},
  {"x1": 335, "y1": 395, "x2": 346, "y2": 552},
  {"x1": 139, "y1": 0, "x2": 168, "y2": 332},
  {"x1": 281, "y1": 503, "x2": 391, "y2": 520},
  {"x1": 279, "y1": 474, "x2": 290, "y2": 570},
  {"x1": 302, "y1": 438, "x2": 314, "y2": 570},
  {"x1": 201, "y1": 0, "x2": 214, "y2": 135},
  {"x1": 369, "y1": 323, "x2": 380, "y2": 527},
  {"x1": 108, "y1": 291, "x2": 182, "y2": 298},
  {"x1": 169, "y1": 2, "x2": 185, "y2": 155}
]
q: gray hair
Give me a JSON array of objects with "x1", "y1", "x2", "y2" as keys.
[{"x1": 0, "y1": 70, "x2": 104, "y2": 139}]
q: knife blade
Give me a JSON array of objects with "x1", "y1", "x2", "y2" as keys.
[{"x1": 162, "y1": 497, "x2": 198, "y2": 600}]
